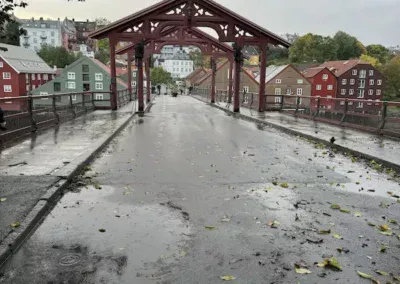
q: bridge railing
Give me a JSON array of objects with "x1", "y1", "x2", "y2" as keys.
[{"x1": 263, "y1": 94, "x2": 400, "y2": 137}]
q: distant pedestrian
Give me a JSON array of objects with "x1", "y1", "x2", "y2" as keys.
[
  {"x1": 188, "y1": 86, "x2": 193, "y2": 95},
  {"x1": 0, "y1": 106, "x2": 7, "y2": 131},
  {"x1": 157, "y1": 85, "x2": 161, "y2": 96},
  {"x1": 180, "y1": 89, "x2": 183, "y2": 96}
]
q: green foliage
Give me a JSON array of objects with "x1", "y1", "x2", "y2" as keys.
[
  {"x1": 38, "y1": 45, "x2": 80, "y2": 68},
  {"x1": 333, "y1": 31, "x2": 364, "y2": 60},
  {"x1": 366, "y1": 44, "x2": 392, "y2": 64},
  {"x1": 150, "y1": 66, "x2": 173, "y2": 85},
  {"x1": 189, "y1": 50, "x2": 204, "y2": 68},
  {"x1": 360, "y1": 54, "x2": 381, "y2": 68},
  {"x1": 381, "y1": 56, "x2": 400, "y2": 100},
  {"x1": 95, "y1": 49, "x2": 109, "y2": 64},
  {"x1": 0, "y1": 0, "x2": 28, "y2": 50},
  {"x1": 267, "y1": 46, "x2": 289, "y2": 65},
  {"x1": 289, "y1": 33, "x2": 338, "y2": 63}
]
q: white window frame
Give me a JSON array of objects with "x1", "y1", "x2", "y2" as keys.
[
  {"x1": 297, "y1": 79, "x2": 303, "y2": 84},
  {"x1": 322, "y1": 74, "x2": 328, "y2": 80},
  {"x1": 341, "y1": 89, "x2": 346, "y2": 95},
  {"x1": 348, "y1": 101, "x2": 353, "y2": 106},
  {"x1": 71, "y1": 95, "x2": 77, "y2": 101},
  {"x1": 327, "y1": 85, "x2": 333, "y2": 91},
  {"x1": 43, "y1": 74, "x2": 48, "y2": 80},
  {"x1": 286, "y1": 88, "x2": 292, "y2": 95},
  {"x1": 352, "y1": 69, "x2": 357, "y2": 75},
  {"x1": 369, "y1": 70, "x2": 374, "y2": 76},
  {"x1": 368, "y1": 89, "x2": 374, "y2": 96},
  {"x1": 0, "y1": 62, "x2": 3, "y2": 68},
  {"x1": 133, "y1": 72, "x2": 136, "y2": 78},
  {"x1": 3, "y1": 72, "x2": 11, "y2": 79},
  {"x1": 39, "y1": 91, "x2": 48, "y2": 100},
  {"x1": 350, "y1": 79, "x2": 355, "y2": 85},
  {"x1": 31, "y1": 74, "x2": 35, "y2": 80},
  {"x1": 26, "y1": 85, "x2": 29, "y2": 91},
  {"x1": 357, "y1": 89, "x2": 364, "y2": 98},
  {"x1": 275, "y1": 88, "x2": 281, "y2": 95},
  {"x1": 67, "y1": 82, "x2": 76, "y2": 90},
  {"x1": 316, "y1": 85, "x2": 322, "y2": 90},
  {"x1": 243, "y1": 86, "x2": 249, "y2": 92},
  {"x1": 95, "y1": 82, "x2": 103, "y2": 90},
  {"x1": 276, "y1": 79, "x2": 282, "y2": 84},
  {"x1": 349, "y1": 89, "x2": 354, "y2": 95},
  {"x1": 359, "y1": 79, "x2": 366, "y2": 88},
  {"x1": 296, "y1": 88, "x2": 303, "y2": 95},
  {"x1": 132, "y1": 81, "x2": 137, "y2": 87},
  {"x1": 340, "y1": 101, "x2": 345, "y2": 106},
  {"x1": 67, "y1": 72, "x2": 75, "y2": 80},
  {"x1": 357, "y1": 102, "x2": 363, "y2": 108},
  {"x1": 376, "y1": 89, "x2": 381, "y2": 96},
  {"x1": 369, "y1": 79, "x2": 374, "y2": 85},
  {"x1": 342, "y1": 79, "x2": 347, "y2": 85},
  {"x1": 95, "y1": 94, "x2": 104, "y2": 100},
  {"x1": 359, "y1": 70, "x2": 366, "y2": 78},
  {"x1": 275, "y1": 97, "x2": 281, "y2": 103},
  {"x1": 4, "y1": 85, "x2": 12, "y2": 92},
  {"x1": 377, "y1": 79, "x2": 382, "y2": 86},
  {"x1": 95, "y1": 73, "x2": 103, "y2": 81}
]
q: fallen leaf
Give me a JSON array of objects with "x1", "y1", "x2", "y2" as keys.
[
  {"x1": 357, "y1": 271, "x2": 380, "y2": 284},
  {"x1": 379, "y1": 244, "x2": 388, "y2": 252},
  {"x1": 318, "y1": 229, "x2": 331, "y2": 235},
  {"x1": 0, "y1": 197, "x2": 7, "y2": 202},
  {"x1": 268, "y1": 220, "x2": 280, "y2": 228},
  {"x1": 394, "y1": 276, "x2": 400, "y2": 281},
  {"x1": 387, "y1": 191, "x2": 393, "y2": 195},
  {"x1": 94, "y1": 184, "x2": 102, "y2": 190},
  {"x1": 333, "y1": 234, "x2": 343, "y2": 239},
  {"x1": 272, "y1": 181, "x2": 278, "y2": 186},
  {"x1": 367, "y1": 222, "x2": 376, "y2": 227},
  {"x1": 388, "y1": 219, "x2": 397, "y2": 224},
  {"x1": 220, "y1": 276, "x2": 236, "y2": 281},
  {"x1": 376, "y1": 270, "x2": 389, "y2": 276},
  {"x1": 354, "y1": 212, "x2": 363, "y2": 217},
  {"x1": 378, "y1": 224, "x2": 390, "y2": 231},
  {"x1": 317, "y1": 257, "x2": 342, "y2": 271},
  {"x1": 280, "y1": 183, "x2": 289, "y2": 188},
  {"x1": 295, "y1": 268, "x2": 312, "y2": 274},
  {"x1": 340, "y1": 208, "x2": 350, "y2": 213},
  {"x1": 331, "y1": 204, "x2": 341, "y2": 210},
  {"x1": 380, "y1": 231, "x2": 393, "y2": 236},
  {"x1": 205, "y1": 226, "x2": 217, "y2": 230},
  {"x1": 221, "y1": 217, "x2": 231, "y2": 222},
  {"x1": 380, "y1": 201, "x2": 389, "y2": 208},
  {"x1": 10, "y1": 222, "x2": 20, "y2": 228},
  {"x1": 295, "y1": 260, "x2": 309, "y2": 268},
  {"x1": 356, "y1": 181, "x2": 361, "y2": 185},
  {"x1": 99, "y1": 228, "x2": 106, "y2": 233}
]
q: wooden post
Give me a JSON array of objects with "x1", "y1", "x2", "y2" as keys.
[
  {"x1": 211, "y1": 58, "x2": 216, "y2": 104},
  {"x1": 228, "y1": 59, "x2": 233, "y2": 103},
  {"x1": 109, "y1": 35, "x2": 117, "y2": 110},
  {"x1": 127, "y1": 50, "x2": 133, "y2": 101},
  {"x1": 258, "y1": 44, "x2": 267, "y2": 112},
  {"x1": 145, "y1": 56, "x2": 151, "y2": 103},
  {"x1": 136, "y1": 41, "x2": 145, "y2": 112},
  {"x1": 233, "y1": 61, "x2": 241, "y2": 112}
]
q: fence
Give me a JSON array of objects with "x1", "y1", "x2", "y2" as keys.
[
  {"x1": 0, "y1": 89, "x2": 135, "y2": 143},
  {"x1": 192, "y1": 88, "x2": 400, "y2": 138}
]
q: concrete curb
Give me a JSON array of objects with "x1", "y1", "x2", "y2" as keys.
[
  {"x1": 192, "y1": 96, "x2": 400, "y2": 172},
  {"x1": 0, "y1": 98, "x2": 155, "y2": 267}
]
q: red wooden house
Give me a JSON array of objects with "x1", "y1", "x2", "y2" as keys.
[
  {"x1": 302, "y1": 67, "x2": 337, "y2": 112},
  {"x1": 0, "y1": 43, "x2": 55, "y2": 111}
]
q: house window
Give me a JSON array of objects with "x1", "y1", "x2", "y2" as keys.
[
  {"x1": 367, "y1": 99, "x2": 373, "y2": 106},
  {"x1": 132, "y1": 81, "x2": 137, "y2": 87},
  {"x1": 31, "y1": 74, "x2": 35, "y2": 80},
  {"x1": 349, "y1": 89, "x2": 354, "y2": 95},
  {"x1": 275, "y1": 88, "x2": 281, "y2": 95},
  {"x1": 82, "y1": 65, "x2": 89, "y2": 73},
  {"x1": 359, "y1": 79, "x2": 366, "y2": 88},
  {"x1": 369, "y1": 70, "x2": 374, "y2": 76},
  {"x1": 51, "y1": 31, "x2": 55, "y2": 37},
  {"x1": 369, "y1": 79, "x2": 374, "y2": 85},
  {"x1": 67, "y1": 72, "x2": 75, "y2": 80},
  {"x1": 82, "y1": 74, "x2": 90, "y2": 81},
  {"x1": 4, "y1": 85, "x2": 12, "y2": 92},
  {"x1": 275, "y1": 97, "x2": 281, "y2": 103},
  {"x1": 276, "y1": 79, "x2": 282, "y2": 84},
  {"x1": 54, "y1": 82, "x2": 61, "y2": 91},
  {"x1": 0, "y1": 62, "x2": 3, "y2": 68},
  {"x1": 39, "y1": 92, "x2": 48, "y2": 99},
  {"x1": 286, "y1": 88, "x2": 291, "y2": 95},
  {"x1": 32, "y1": 85, "x2": 36, "y2": 89},
  {"x1": 95, "y1": 82, "x2": 103, "y2": 90},
  {"x1": 243, "y1": 86, "x2": 249, "y2": 92},
  {"x1": 377, "y1": 79, "x2": 382, "y2": 85},
  {"x1": 341, "y1": 89, "x2": 346, "y2": 95},
  {"x1": 342, "y1": 79, "x2": 347, "y2": 85},
  {"x1": 71, "y1": 95, "x2": 77, "y2": 101},
  {"x1": 359, "y1": 70, "x2": 366, "y2": 78},
  {"x1": 376, "y1": 90, "x2": 381, "y2": 96},
  {"x1": 350, "y1": 79, "x2": 355, "y2": 85},
  {"x1": 3, "y1": 72, "x2": 11, "y2": 79},
  {"x1": 95, "y1": 94, "x2": 104, "y2": 100},
  {"x1": 357, "y1": 89, "x2": 364, "y2": 98},
  {"x1": 297, "y1": 88, "x2": 303, "y2": 95},
  {"x1": 67, "y1": 82, "x2": 76, "y2": 89},
  {"x1": 327, "y1": 85, "x2": 333, "y2": 90},
  {"x1": 322, "y1": 74, "x2": 328, "y2": 80},
  {"x1": 352, "y1": 69, "x2": 357, "y2": 75},
  {"x1": 26, "y1": 85, "x2": 29, "y2": 91},
  {"x1": 95, "y1": 73, "x2": 103, "y2": 81},
  {"x1": 43, "y1": 74, "x2": 48, "y2": 80},
  {"x1": 297, "y1": 79, "x2": 303, "y2": 84},
  {"x1": 316, "y1": 85, "x2": 322, "y2": 90},
  {"x1": 340, "y1": 101, "x2": 345, "y2": 105},
  {"x1": 357, "y1": 102, "x2": 363, "y2": 108},
  {"x1": 133, "y1": 72, "x2": 136, "y2": 77},
  {"x1": 368, "y1": 89, "x2": 374, "y2": 96}
]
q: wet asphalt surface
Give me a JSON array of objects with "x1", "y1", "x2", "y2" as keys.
[{"x1": 0, "y1": 95, "x2": 399, "y2": 284}]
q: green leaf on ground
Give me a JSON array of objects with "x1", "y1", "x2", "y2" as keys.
[
  {"x1": 280, "y1": 183, "x2": 289, "y2": 188},
  {"x1": 380, "y1": 231, "x2": 393, "y2": 236},
  {"x1": 388, "y1": 219, "x2": 397, "y2": 224},
  {"x1": 397, "y1": 234, "x2": 400, "y2": 240},
  {"x1": 379, "y1": 244, "x2": 388, "y2": 252},
  {"x1": 367, "y1": 222, "x2": 376, "y2": 227},
  {"x1": 354, "y1": 212, "x2": 363, "y2": 217},
  {"x1": 268, "y1": 220, "x2": 280, "y2": 228},
  {"x1": 272, "y1": 181, "x2": 278, "y2": 186},
  {"x1": 340, "y1": 208, "x2": 350, "y2": 213},
  {"x1": 357, "y1": 271, "x2": 380, "y2": 283},
  {"x1": 94, "y1": 184, "x2": 102, "y2": 190},
  {"x1": 99, "y1": 228, "x2": 106, "y2": 233},
  {"x1": 380, "y1": 201, "x2": 389, "y2": 208},
  {"x1": 394, "y1": 276, "x2": 400, "y2": 281},
  {"x1": 318, "y1": 229, "x2": 331, "y2": 235},
  {"x1": 0, "y1": 197, "x2": 7, "y2": 202},
  {"x1": 10, "y1": 222, "x2": 20, "y2": 228},
  {"x1": 220, "y1": 276, "x2": 236, "y2": 281},
  {"x1": 376, "y1": 270, "x2": 389, "y2": 276},
  {"x1": 205, "y1": 226, "x2": 217, "y2": 230},
  {"x1": 317, "y1": 257, "x2": 342, "y2": 271},
  {"x1": 295, "y1": 268, "x2": 312, "y2": 274},
  {"x1": 356, "y1": 181, "x2": 361, "y2": 185},
  {"x1": 378, "y1": 224, "x2": 390, "y2": 231},
  {"x1": 331, "y1": 204, "x2": 340, "y2": 210},
  {"x1": 333, "y1": 234, "x2": 343, "y2": 239}
]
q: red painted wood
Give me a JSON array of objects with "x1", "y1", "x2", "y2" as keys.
[
  {"x1": 127, "y1": 50, "x2": 133, "y2": 100},
  {"x1": 137, "y1": 58, "x2": 144, "y2": 112},
  {"x1": 233, "y1": 61, "x2": 241, "y2": 112},
  {"x1": 145, "y1": 57, "x2": 151, "y2": 103},
  {"x1": 258, "y1": 44, "x2": 267, "y2": 112},
  {"x1": 228, "y1": 60, "x2": 233, "y2": 103},
  {"x1": 109, "y1": 36, "x2": 118, "y2": 110}
]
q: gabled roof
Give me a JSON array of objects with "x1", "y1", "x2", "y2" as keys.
[
  {"x1": 194, "y1": 60, "x2": 230, "y2": 85},
  {"x1": 90, "y1": 58, "x2": 128, "y2": 88},
  {"x1": 295, "y1": 63, "x2": 320, "y2": 72},
  {"x1": 186, "y1": 67, "x2": 206, "y2": 81},
  {"x1": 302, "y1": 67, "x2": 327, "y2": 78},
  {"x1": 319, "y1": 59, "x2": 369, "y2": 77},
  {"x1": 255, "y1": 65, "x2": 288, "y2": 83},
  {"x1": 0, "y1": 43, "x2": 55, "y2": 74}
]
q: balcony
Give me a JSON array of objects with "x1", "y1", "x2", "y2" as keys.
[{"x1": 40, "y1": 34, "x2": 47, "y2": 39}]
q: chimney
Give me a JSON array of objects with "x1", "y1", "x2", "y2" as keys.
[{"x1": 53, "y1": 65, "x2": 57, "y2": 71}]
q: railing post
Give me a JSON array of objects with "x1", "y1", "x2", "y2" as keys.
[
  {"x1": 52, "y1": 95, "x2": 60, "y2": 123},
  {"x1": 313, "y1": 96, "x2": 321, "y2": 119},
  {"x1": 91, "y1": 92, "x2": 95, "y2": 108},
  {"x1": 81, "y1": 93, "x2": 87, "y2": 112},
  {"x1": 250, "y1": 93, "x2": 254, "y2": 108},
  {"x1": 379, "y1": 101, "x2": 388, "y2": 130},
  {"x1": 340, "y1": 99, "x2": 348, "y2": 125},
  {"x1": 279, "y1": 95, "x2": 284, "y2": 111},
  {"x1": 69, "y1": 95, "x2": 76, "y2": 117},
  {"x1": 28, "y1": 95, "x2": 37, "y2": 131},
  {"x1": 294, "y1": 96, "x2": 300, "y2": 115}
]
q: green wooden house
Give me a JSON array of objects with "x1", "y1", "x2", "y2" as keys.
[{"x1": 31, "y1": 56, "x2": 128, "y2": 107}]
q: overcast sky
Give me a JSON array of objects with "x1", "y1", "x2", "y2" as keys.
[{"x1": 15, "y1": 0, "x2": 400, "y2": 46}]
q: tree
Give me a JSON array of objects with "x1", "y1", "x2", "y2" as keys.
[
  {"x1": 366, "y1": 44, "x2": 392, "y2": 64},
  {"x1": 360, "y1": 54, "x2": 381, "y2": 68},
  {"x1": 289, "y1": 33, "x2": 338, "y2": 63},
  {"x1": 150, "y1": 67, "x2": 173, "y2": 85},
  {"x1": 38, "y1": 45, "x2": 80, "y2": 68},
  {"x1": 189, "y1": 49, "x2": 204, "y2": 68},
  {"x1": 333, "y1": 31, "x2": 364, "y2": 60},
  {"x1": 0, "y1": 0, "x2": 27, "y2": 50},
  {"x1": 381, "y1": 56, "x2": 400, "y2": 100},
  {"x1": 94, "y1": 18, "x2": 110, "y2": 64}
]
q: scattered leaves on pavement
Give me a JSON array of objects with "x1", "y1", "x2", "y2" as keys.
[
  {"x1": 378, "y1": 224, "x2": 390, "y2": 232},
  {"x1": 99, "y1": 228, "x2": 106, "y2": 233},
  {"x1": 318, "y1": 229, "x2": 331, "y2": 235},
  {"x1": 331, "y1": 204, "x2": 340, "y2": 210},
  {"x1": 340, "y1": 208, "x2": 350, "y2": 213},
  {"x1": 10, "y1": 222, "x2": 20, "y2": 228},
  {"x1": 379, "y1": 244, "x2": 388, "y2": 252},
  {"x1": 220, "y1": 276, "x2": 236, "y2": 281},
  {"x1": 354, "y1": 212, "x2": 363, "y2": 217},
  {"x1": 0, "y1": 197, "x2": 7, "y2": 202},
  {"x1": 357, "y1": 271, "x2": 380, "y2": 283},
  {"x1": 375, "y1": 270, "x2": 389, "y2": 276},
  {"x1": 268, "y1": 220, "x2": 280, "y2": 228},
  {"x1": 317, "y1": 257, "x2": 342, "y2": 271},
  {"x1": 205, "y1": 226, "x2": 217, "y2": 230},
  {"x1": 333, "y1": 234, "x2": 343, "y2": 239}
]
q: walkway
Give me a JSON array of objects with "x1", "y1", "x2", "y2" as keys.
[{"x1": 1, "y1": 95, "x2": 399, "y2": 284}]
